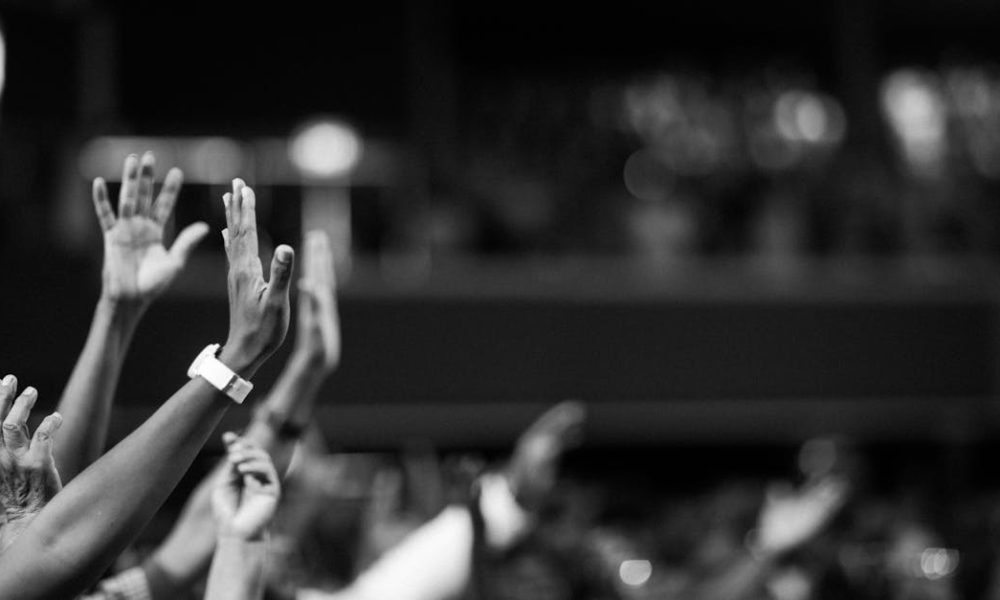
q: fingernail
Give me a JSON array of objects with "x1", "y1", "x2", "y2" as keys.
[
  {"x1": 2, "y1": 375, "x2": 14, "y2": 387},
  {"x1": 276, "y1": 246, "x2": 293, "y2": 263},
  {"x1": 23, "y1": 386, "x2": 36, "y2": 396}
]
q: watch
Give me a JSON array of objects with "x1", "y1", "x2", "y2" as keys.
[{"x1": 187, "y1": 343, "x2": 254, "y2": 404}]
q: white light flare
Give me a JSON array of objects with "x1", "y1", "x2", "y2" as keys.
[{"x1": 289, "y1": 118, "x2": 363, "y2": 180}]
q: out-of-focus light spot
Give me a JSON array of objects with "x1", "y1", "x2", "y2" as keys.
[
  {"x1": 624, "y1": 76, "x2": 681, "y2": 140},
  {"x1": 619, "y1": 560, "x2": 652, "y2": 587},
  {"x1": 774, "y1": 91, "x2": 846, "y2": 145},
  {"x1": 187, "y1": 137, "x2": 243, "y2": 182},
  {"x1": 920, "y1": 548, "x2": 959, "y2": 580},
  {"x1": 882, "y1": 70, "x2": 947, "y2": 170},
  {"x1": 289, "y1": 118, "x2": 363, "y2": 180},
  {"x1": 623, "y1": 149, "x2": 673, "y2": 201}
]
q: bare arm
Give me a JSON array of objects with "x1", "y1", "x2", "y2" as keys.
[
  {"x1": 0, "y1": 178, "x2": 294, "y2": 600},
  {"x1": 145, "y1": 231, "x2": 341, "y2": 597},
  {"x1": 55, "y1": 152, "x2": 208, "y2": 482},
  {"x1": 686, "y1": 477, "x2": 848, "y2": 600},
  {"x1": 206, "y1": 537, "x2": 269, "y2": 600},
  {"x1": 204, "y1": 434, "x2": 280, "y2": 600}
]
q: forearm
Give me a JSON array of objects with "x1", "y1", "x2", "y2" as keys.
[
  {"x1": 244, "y1": 352, "x2": 327, "y2": 474},
  {"x1": 204, "y1": 535, "x2": 268, "y2": 600},
  {"x1": 144, "y1": 477, "x2": 219, "y2": 598},
  {"x1": 142, "y1": 353, "x2": 324, "y2": 597},
  {"x1": 0, "y1": 348, "x2": 254, "y2": 600},
  {"x1": 55, "y1": 297, "x2": 145, "y2": 481}
]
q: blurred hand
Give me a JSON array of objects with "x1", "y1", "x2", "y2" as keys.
[
  {"x1": 293, "y1": 230, "x2": 341, "y2": 371},
  {"x1": 94, "y1": 152, "x2": 209, "y2": 304},
  {"x1": 506, "y1": 400, "x2": 586, "y2": 511},
  {"x1": 212, "y1": 432, "x2": 281, "y2": 540},
  {"x1": 221, "y1": 179, "x2": 295, "y2": 374},
  {"x1": 0, "y1": 376, "x2": 64, "y2": 550},
  {"x1": 754, "y1": 476, "x2": 848, "y2": 557}
]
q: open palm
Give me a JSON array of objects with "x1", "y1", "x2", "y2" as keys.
[
  {"x1": 94, "y1": 152, "x2": 208, "y2": 302},
  {"x1": 756, "y1": 476, "x2": 848, "y2": 555}
]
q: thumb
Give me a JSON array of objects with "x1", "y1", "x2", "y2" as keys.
[
  {"x1": 168, "y1": 222, "x2": 210, "y2": 265},
  {"x1": 266, "y1": 245, "x2": 295, "y2": 302},
  {"x1": 30, "y1": 412, "x2": 63, "y2": 455}
]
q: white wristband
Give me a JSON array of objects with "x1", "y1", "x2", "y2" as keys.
[{"x1": 187, "y1": 344, "x2": 253, "y2": 404}]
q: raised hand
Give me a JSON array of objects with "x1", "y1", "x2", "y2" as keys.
[
  {"x1": 294, "y1": 231, "x2": 341, "y2": 371},
  {"x1": 0, "y1": 376, "x2": 63, "y2": 551},
  {"x1": 93, "y1": 152, "x2": 209, "y2": 304},
  {"x1": 754, "y1": 476, "x2": 848, "y2": 557},
  {"x1": 220, "y1": 178, "x2": 295, "y2": 375},
  {"x1": 505, "y1": 400, "x2": 587, "y2": 511},
  {"x1": 212, "y1": 433, "x2": 281, "y2": 541}
]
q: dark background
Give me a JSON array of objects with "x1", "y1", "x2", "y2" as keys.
[{"x1": 0, "y1": 0, "x2": 999, "y2": 465}]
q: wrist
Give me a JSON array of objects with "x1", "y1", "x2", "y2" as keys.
[
  {"x1": 217, "y1": 345, "x2": 260, "y2": 380},
  {"x1": 96, "y1": 295, "x2": 147, "y2": 327}
]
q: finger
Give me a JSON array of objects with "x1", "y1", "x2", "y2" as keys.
[
  {"x1": 30, "y1": 412, "x2": 63, "y2": 455},
  {"x1": 221, "y1": 228, "x2": 230, "y2": 251},
  {"x1": 241, "y1": 185, "x2": 257, "y2": 234},
  {"x1": 3, "y1": 387, "x2": 37, "y2": 454},
  {"x1": 297, "y1": 279, "x2": 316, "y2": 313},
  {"x1": 118, "y1": 154, "x2": 140, "y2": 218},
  {"x1": 0, "y1": 375, "x2": 17, "y2": 425},
  {"x1": 318, "y1": 231, "x2": 336, "y2": 291},
  {"x1": 91, "y1": 178, "x2": 116, "y2": 231},
  {"x1": 239, "y1": 461, "x2": 280, "y2": 493},
  {"x1": 239, "y1": 186, "x2": 260, "y2": 260},
  {"x1": 265, "y1": 245, "x2": 295, "y2": 302},
  {"x1": 167, "y1": 222, "x2": 210, "y2": 266},
  {"x1": 242, "y1": 472, "x2": 266, "y2": 493},
  {"x1": 152, "y1": 167, "x2": 184, "y2": 225},
  {"x1": 236, "y1": 457, "x2": 276, "y2": 478},
  {"x1": 136, "y1": 151, "x2": 156, "y2": 216},
  {"x1": 230, "y1": 179, "x2": 245, "y2": 234},
  {"x1": 222, "y1": 431, "x2": 239, "y2": 446},
  {"x1": 304, "y1": 230, "x2": 321, "y2": 283},
  {"x1": 222, "y1": 193, "x2": 233, "y2": 235}
]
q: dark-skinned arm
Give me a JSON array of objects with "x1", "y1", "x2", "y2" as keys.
[
  {"x1": 143, "y1": 230, "x2": 341, "y2": 598},
  {"x1": 0, "y1": 178, "x2": 293, "y2": 600}
]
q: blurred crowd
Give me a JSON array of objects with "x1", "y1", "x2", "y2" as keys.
[
  {"x1": 395, "y1": 62, "x2": 1000, "y2": 262},
  {"x1": 108, "y1": 426, "x2": 1000, "y2": 600}
]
